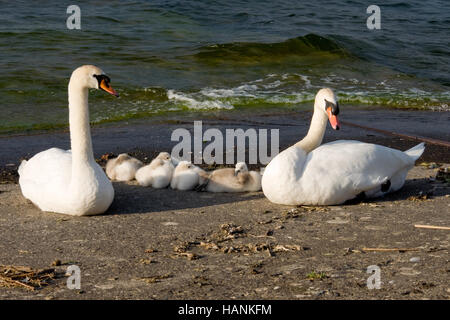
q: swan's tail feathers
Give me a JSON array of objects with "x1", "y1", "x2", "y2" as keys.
[
  {"x1": 405, "y1": 142, "x2": 425, "y2": 162},
  {"x1": 18, "y1": 160, "x2": 27, "y2": 176}
]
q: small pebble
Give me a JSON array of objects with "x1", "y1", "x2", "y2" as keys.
[{"x1": 409, "y1": 257, "x2": 420, "y2": 263}]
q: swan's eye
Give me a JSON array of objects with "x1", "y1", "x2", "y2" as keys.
[
  {"x1": 93, "y1": 74, "x2": 111, "y2": 87},
  {"x1": 92, "y1": 74, "x2": 118, "y2": 97},
  {"x1": 324, "y1": 99, "x2": 339, "y2": 116}
]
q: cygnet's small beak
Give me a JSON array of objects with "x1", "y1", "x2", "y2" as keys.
[
  {"x1": 100, "y1": 79, "x2": 119, "y2": 97},
  {"x1": 326, "y1": 107, "x2": 340, "y2": 130},
  {"x1": 234, "y1": 170, "x2": 239, "y2": 176}
]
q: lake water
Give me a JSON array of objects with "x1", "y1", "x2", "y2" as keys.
[{"x1": 0, "y1": 0, "x2": 449, "y2": 133}]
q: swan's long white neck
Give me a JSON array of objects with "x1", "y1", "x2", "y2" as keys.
[
  {"x1": 68, "y1": 78, "x2": 95, "y2": 171},
  {"x1": 294, "y1": 101, "x2": 328, "y2": 153}
]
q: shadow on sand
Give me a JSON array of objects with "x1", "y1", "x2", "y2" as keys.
[
  {"x1": 106, "y1": 176, "x2": 439, "y2": 216},
  {"x1": 106, "y1": 181, "x2": 266, "y2": 215},
  {"x1": 344, "y1": 177, "x2": 438, "y2": 205}
]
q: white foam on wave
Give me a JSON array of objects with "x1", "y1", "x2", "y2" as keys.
[
  {"x1": 200, "y1": 84, "x2": 258, "y2": 98},
  {"x1": 299, "y1": 75, "x2": 312, "y2": 88},
  {"x1": 266, "y1": 93, "x2": 315, "y2": 104},
  {"x1": 166, "y1": 73, "x2": 450, "y2": 112},
  {"x1": 201, "y1": 73, "x2": 312, "y2": 98},
  {"x1": 167, "y1": 90, "x2": 234, "y2": 110},
  {"x1": 261, "y1": 80, "x2": 282, "y2": 89},
  {"x1": 171, "y1": 73, "x2": 318, "y2": 109}
]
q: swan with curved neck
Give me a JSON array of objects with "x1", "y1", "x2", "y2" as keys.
[
  {"x1": 262, "y1": 88, "x2": 425, "y2": 205},
  {"x1": 18, "y1": 65, "x2": 118, "y2": 215},
  {"x1": 294, "y1": 88, "x2": 340, "y2": 153}
]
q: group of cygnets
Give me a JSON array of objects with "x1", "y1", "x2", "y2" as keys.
[{"x1": 106, "y1": 152, "x2": 263, "y2": 193}]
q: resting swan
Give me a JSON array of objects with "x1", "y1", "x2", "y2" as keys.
[
  {"x1": 106, "y1": 153, "x2": 143, "y2": 181},
  {"x1": 18, "y1": 65, "x2": 119, "y2": 216},
  {"x1": 203, "y1": 162, "x2": 262, "y2": 192},
  {"x1": 135, "y1": 152, "x2": 175, "y2": 188},
  {"x1": 262, "y1": 88, "x2": 425, "y2": 205}
]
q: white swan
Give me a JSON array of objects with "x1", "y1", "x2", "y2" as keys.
[
  {"x1": 18, "y1": 65, "x2": 119, "y2": 216},
  {"x1": 203, "y1": 162, "x2": 262, "y2": 193},
  {"x1": 106, "y1": 153, "x2": 143, "y2": 181},
  {"x1": 170, "y1": 161, "x2": 207, "y2": 191},
  {"x1": 262, "y1": 88, "x2": 425, "y2": 205},
  {"x1": 135, "y1": 152, "x2": 175, "y2": 188}
]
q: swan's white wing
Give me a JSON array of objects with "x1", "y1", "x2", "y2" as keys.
[
  {"x1": 19, "y1": 148, "x2": 72, "y2": 203},
  {"x1": 301, "y1": 141, "x2": 414, "y2": 204}
]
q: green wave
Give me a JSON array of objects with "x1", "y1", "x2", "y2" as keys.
[{"x1": 192, "y1": 34, "x2": 351, "y2": 63}]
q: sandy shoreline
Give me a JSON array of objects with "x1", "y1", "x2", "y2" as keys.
[{"x1": 0, "y1": 107, "x2": 449, "y2": 299}]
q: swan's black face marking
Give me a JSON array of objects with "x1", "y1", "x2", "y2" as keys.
[
  {"x1": 93, "y1": 74, "x2": 119, "y2": 97},
  {"x1": 93, "y1": 74, "x2": 111, "y2": 89},
  {"x1": 325, "y1": 99, "x2": 339, "y2": 116},
  {"x1": 381, "y1": 179, "x2": 391, "y2": 192}
]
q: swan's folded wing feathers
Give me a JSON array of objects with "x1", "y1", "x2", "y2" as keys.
[
  {"x1": 20, "y1": 148, "x2": 72, "y2": 184},
  {"x1": 19, "y1": 148, "x2": 72, "y2": 200},
  {"x1": 304, "y1": 141, "x2": 413, "y2": 203}
]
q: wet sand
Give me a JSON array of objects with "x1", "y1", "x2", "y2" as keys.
[{"x1": 0, "y1": 107, "x2": 449, "y2": 299}]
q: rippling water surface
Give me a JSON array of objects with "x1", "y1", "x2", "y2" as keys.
[{"x1": 0, "y1": 0, "x2": 449, "y2": 133}]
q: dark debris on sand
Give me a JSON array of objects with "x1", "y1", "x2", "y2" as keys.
[{"x1": 0, "y1": 265, "x2": 55, "y2": 291}]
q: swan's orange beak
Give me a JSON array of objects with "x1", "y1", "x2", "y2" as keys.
[
  {"x1": 100, "y1": 79, "x2": 119, "y2": 97},
  {"x1": 327, "y1": 107, "x2": 340, "y2": 130}
]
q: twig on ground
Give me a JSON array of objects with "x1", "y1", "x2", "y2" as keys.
[
  {"x1": 362, "y1": 248, "x2": 419, "y2": 252},
  {"x1": 0, "y1": 265, "x2": 55, "y2": 291},
  {"x1": 414, "y1": 224, "x2": 450, "y2": 231}
]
